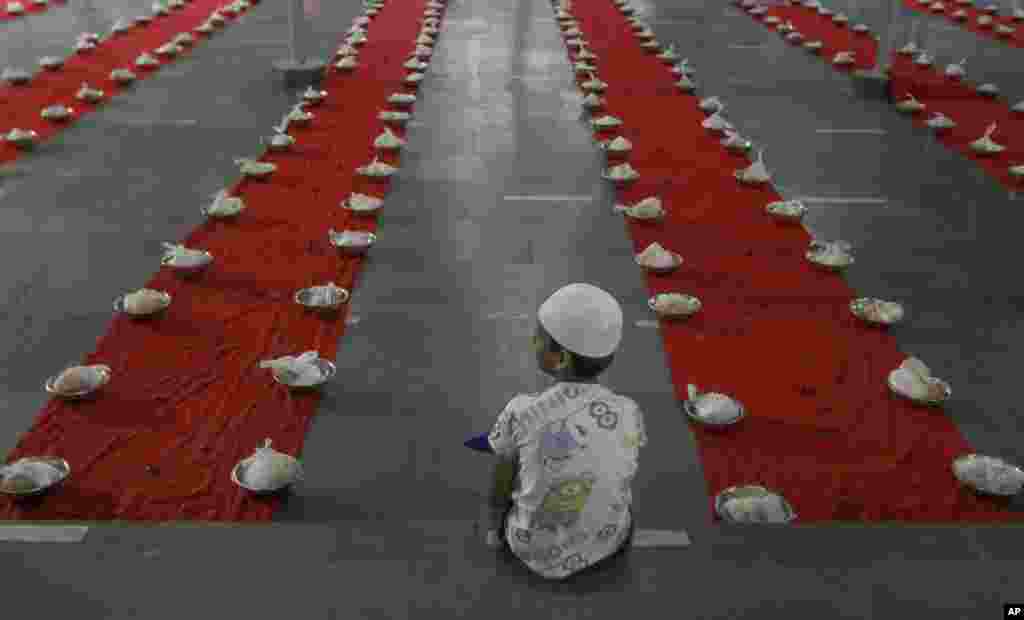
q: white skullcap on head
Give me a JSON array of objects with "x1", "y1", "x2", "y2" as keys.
[{"x1": 538, "y1": 283, "x2": 623, "y2": 358}]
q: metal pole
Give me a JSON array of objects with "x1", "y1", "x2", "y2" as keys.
[
  {"x1": 273, "y1": 0, "x2": 324, "y2": 85},
  {"x1": 852, "y1": 0, "x2": 893, "y2": 96},
  {"x1": 918, "y1": 7, "x2": 930, "y2": 51},
  {"x1": 76, "y1": 0, "x2": 102, "y2": 34},
  {"x1": 872, "y1": 0, "x2": 897, "y2": 72},
  {"x1": 288, "y1": 0, "x2": 298, "y2": 64},
  {"x1": 882, "y1": 0, "x2": 898, "y2": 70}
]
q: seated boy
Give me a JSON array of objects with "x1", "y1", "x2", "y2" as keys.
[{"x1": 485, "y1": 283, "x2": 647, "y2": 580}]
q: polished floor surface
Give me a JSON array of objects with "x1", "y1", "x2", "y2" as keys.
[{"x1": 0, "y1": 0, "x2": 1022, "y2": 616}]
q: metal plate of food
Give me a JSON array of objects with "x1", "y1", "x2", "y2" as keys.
[
  {"x1": 952, "y1": 454, "x2": 1024, "y2": 496},
  {"x1": 683, "y1": 392, "x2": 745, "y2": 426},
  {"x1": 342, "y1": 196, "x2": 384, "y2": 213},
  {"x1": 4, "y1": 129, "x2": 37, "y2": 149},
  {"x1": 44, "y1": 365, "x2": 111, "y2": 398},
  {"x1": 887, "y1": 370, "x2": 951, "y2": 406},
  {"x1": 160, "y1": 251, "x2": 213, "y2": 274},
  {"x1": 0, "y1": 457, "x2": 70, "y2": 497},
  {"x1": 599, "y1": 140, "x2": 632, "y2": 155},
  {"x1": 849, "y1": 297, "x2": 904, "y2": 326},
  {"x1": 40, "y1": 105, "x2": 74, "y2": 120},
  {"x1": 230, "y1": 460, "x2": 299, "y2": 494},
  {"x1": 270, "y1": 358, "x2": 336, "y2": 389},
  {"x1": 302, "y1": 90, "x2": 327, "y2": 104},
  {"x1": 805, "y1": 242, "x2": 854, "y2": 270},
  {"x1": 329, "y1": 230, "x2": 376, "y2": 254},
  {"x1": 648, "y1": 293, "x2": 701, "y2": 318},
  {"x1": 112, "y1": 290, "x2": 172, "y2": 317},
  {"x1": 264, "y1": 135, "x2": 295, "y2": 152},
  {"x1": 715, "y1": 485, "x2": 796, "y2": 523},
  {"x1": 765, "y1": 199, "x2": 807, "y2": 221},
  {"x1": 294, "y1": 285, "x2": 350, "y2": 310},
  {"x1": 635, "y1": 252, "x2": 683, "y2": 274},
  {"x1": 200, "y1": 200, "x2": 246, "y2": 218},
  {"x1": 601, "y1": 171, "x2": 639, "y2": 185}
]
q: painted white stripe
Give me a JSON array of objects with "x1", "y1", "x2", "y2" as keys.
[
  {"x1": 485, "y1": 312, "x2": 530, "y2": 320},
  {"x1": 815, "y1": 128, "x2": 887, "y2": 135},
  {"x1": 510, "y1": 74, "x2": 565, "y2": 81},
  {"x1": 236, "y1": 39, "x2": 291, "y2": 45},
  {"x1": 729, "y1": 43, "x2": 766, "y2": 49},
  {"x1": 796, "y1": 196, "x2": 888, "y2": 204},
  {"x1": 345, "y1": 315, "x2": 361, "y2": 326},
  {"x1": 108, "y1": 119, "x2": 198, "y2": 127},
  {"x1": 0, "y1": 525, "x2": 89, "y2": 543},
  {"x1": 635, "y1": 319, "x2": 660, "y2": 328},
  {"x1": 503, "y1": 195, "x2": 593, "y2": 202},
  {"x1": 632, "y1": 529, "x2": 691, "y2": 548}
]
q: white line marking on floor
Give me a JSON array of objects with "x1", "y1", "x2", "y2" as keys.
[
  {"x1": 647, "y1": 18, "x2": 702, "y2": 23},
  {"x1": 632, "y1": 529, "x2": 691, "y2": 548},
  {"x1": 345, "y1": 315, "x2": 361, "y2": 326},
  {"x1": 503, "y1": 195, "x2": 593, "y2": 202},
  {"x1": 635, "y1": 319, "x2": 659, "y2": 328},
  {"x1": 108, "y1": 119, "x2": 198, "y2": 127},
  {"x1": 236, "y1": 39, "x2": 290, "y2": 45},
  {"x1": 815, "y1": 128, "x2": 887, "y2": 135},
  {"x1": 0, "y1": 525, "x2": 89, "y2": 543},
  {"x1": 729, "y1": 44, "x2": 766, "y2": 49},
  {"x1": 485, "y1": 312, "x2": 530, "y2": 320},
  {"x1": 797, "y1": 196, "x2": 888, "y2": 204}
]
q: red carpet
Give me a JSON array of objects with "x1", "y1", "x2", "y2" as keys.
[
  {"x1": 1, "y1": 0, "x2": 253, "y2": 165},
  {"x1": 755, "y1": 2, "x2": 1024, "y2": 189},
  {"x1": 0, "y1": 0, "x2": 433, "y2": 520},
  {"x1": 1, "y1": 0, "x2": 65, "y2": 21},
  {"x1": 887, "y1": 54, "x2": 1024, "y2": 188},
  {"x1": 900, "y1": 0, "x2": 1024, "y2": 49},
  {"x1": 561, "y1": 0, "x2": 1019, "y2": 521},
  {"x1": 756, "y1": 3, "x2": 878, "y2": 70}
]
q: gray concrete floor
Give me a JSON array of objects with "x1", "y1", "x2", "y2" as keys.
[{"x1": 1, "y1": 0, "x2": 1023, "y2": 617}]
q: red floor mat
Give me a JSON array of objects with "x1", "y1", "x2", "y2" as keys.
[
  {"x1": 900, "y1": 0, "x2": 1024, "y2": 49},
  {"x1": 2, "y1": 0, "x2": 255, "y2": 165},
  {"x1": 1, "y1": 0, "x2": 66, "y2": 22},
  {"x1": 755, "y1": 2, "x2": 1024, "y2": 189},
  {"x1": 0, "y1": 0, "x2": 434, "y2": 521},
  {"x1": 562, "y1": 0, "x2": 1019, "y2": 521}
]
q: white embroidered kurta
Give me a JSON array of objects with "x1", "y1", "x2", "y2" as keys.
[{"x1": 488, "y1": 382, "x2": 647, "y2": 579}]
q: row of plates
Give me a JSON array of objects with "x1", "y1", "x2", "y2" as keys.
[
  {"x1": 544, "y1": 0, "x2": 1023, "y2": 515},
  {"x1": 3, "y1": 0, "x2": 460, "y2": 502},
  {"x1": 5, "y1": 455, "x2": 1017, "y2": 512},
  {"x1": 0, "y1": 447, "x2": 303, "y2": 497}
]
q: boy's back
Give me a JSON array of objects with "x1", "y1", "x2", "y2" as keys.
[{"x1": 489, "y1": 381, "x2": 647, "y2": 579}]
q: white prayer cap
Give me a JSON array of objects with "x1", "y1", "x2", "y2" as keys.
[{"x1": 538, "y1": 283, "x2": 623, "y2": 358}]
